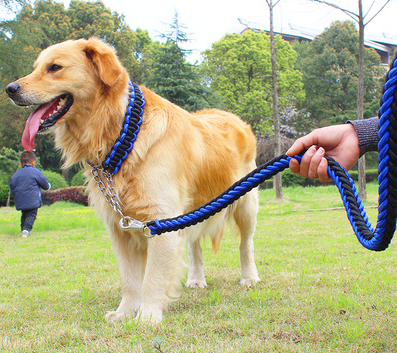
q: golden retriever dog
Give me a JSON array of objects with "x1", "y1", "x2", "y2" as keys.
[{"x1": 6, "y1": 38, "x2": 259, "y2": 323}]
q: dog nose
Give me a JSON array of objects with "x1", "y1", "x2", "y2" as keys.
[{"x1": 5, "y1": 82, "x2": 20, "y2": 97}]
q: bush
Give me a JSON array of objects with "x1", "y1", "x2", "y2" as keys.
[
  {"x1": 258, "y1": 168, "x2": 379, "y2": 190},
  {"x1": 281, "y1": 169, "x2": 306, "y2": 187},
  {"x1": 0, "y1": 184, "x2": 9, "y2": 206},
  {"x1": 42, "y1": 187, "x2": 88, "y2": 206},
  {"x1": 0, "y1": 147, "x2": 20, "y2": 185},
  {"x1": 71, "y1": 169, "x2": 87, "y2": 186},
  {"x1": 43, "y1": 170, "x2": 68, "y2": 190},
  {"x1": 346, "y1": 169, "x2": 378, "y2": 183}
]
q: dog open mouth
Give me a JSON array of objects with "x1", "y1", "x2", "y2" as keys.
[{"x1": 22, "y1": 93, "x2": 73, "y2": 151}]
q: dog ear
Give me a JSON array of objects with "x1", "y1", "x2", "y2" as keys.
[{"x1": 83, "y1": 38, "x2": 123, "y2": 87}]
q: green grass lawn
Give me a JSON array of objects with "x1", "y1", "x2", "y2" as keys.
[{"x1": 1, "y1": 183, "x2": 397, "y2": 352}]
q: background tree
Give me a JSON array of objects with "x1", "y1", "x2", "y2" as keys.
[
  {"x1": 0, "y1": 0, "x2": 26, "y2": 11},
  {"x1": 200, "y1": 30, "x2": 305, "y2": 136},
  {"x1": 146, "y1": 12, "x2": 214, "y2": 112},
  {"x1": 146, "y1": 42, "x2": 213, "y2": 112},
  {"x1": 266, "y1": 0, "x2": 283, "y2": 200},
  {"x1": 14, "y1": 0, "x2": 154, "y2": 82},
  {"x1": 310, "y1": 0, "x2": 391, "y2": 200},
  {"x1": 294, "y1": 21, "x2": 382, "y2": 127},
  {"x1": 0, "y1": 0, "x2": 154, "y2": 175},
  {"x1": 159, "y1": 10, "x2": 190, "y2": 47}
]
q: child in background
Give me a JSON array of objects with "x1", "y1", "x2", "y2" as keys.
[{"x1": 9, "y1": 151, "x2": 51, "y2": 237}]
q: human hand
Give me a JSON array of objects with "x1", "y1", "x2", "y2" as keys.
[{"x1": 286, "y1": 123, "x2": 361, "y2": 183}]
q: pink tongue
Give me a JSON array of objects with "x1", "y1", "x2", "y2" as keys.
[{"x1": 22, "y1": 100, "x2": 58, "y2": 151}]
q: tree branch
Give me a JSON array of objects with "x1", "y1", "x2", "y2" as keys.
[
  {"x1": 310, "y1": 0, "x2": 359, "y2": 22},
  {"x1": 364, "y1": 0, "x2": 391, "y2": 26},
  {"x1": 266, "y1": 0, "x2": 282, "y2": 8},
  {"x1": 363, "y1": 0, "x2": 376, "y2": 19}
]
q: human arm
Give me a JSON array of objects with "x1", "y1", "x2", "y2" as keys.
[{"x1": 36, "y1": 170, "x2": 51, "y2": 190}]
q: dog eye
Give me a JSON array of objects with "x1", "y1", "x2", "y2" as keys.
[{"x1": 48, "y1": 64, "x2": 62, "y2": 73}]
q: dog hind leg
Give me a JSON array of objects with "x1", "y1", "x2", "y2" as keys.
[
  {"x1": 185, "y1": 238, "x2": 207, "y2": 288},
  {"x1": 234, "y1": 189, "x2": 260, "y2": 287}
]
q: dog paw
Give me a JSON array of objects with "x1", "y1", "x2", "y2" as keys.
[
  {"x1": 105, "y1": 310, "x2": 132, "y2": 323},
  {"x1": 185, "y1": 279, "x2": 207, "y2": 289},
  {"x1": 240, "y1": 276, "x2": 260, "y2": 288}
]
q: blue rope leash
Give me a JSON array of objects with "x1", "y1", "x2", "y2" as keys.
[
  {"x1": 146, "y1": 154, "x2": 294, "y2": 235},
  {"x1": 144, "y1": 58, "x2": 397, "y2": 252},
  {"x1": 327, "y1": 57, "x2": 397, "y2": 251}
]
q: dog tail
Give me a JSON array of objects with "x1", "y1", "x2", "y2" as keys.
[{"x1": 211, "y1": 225, "x2": 226, "y2": 255}]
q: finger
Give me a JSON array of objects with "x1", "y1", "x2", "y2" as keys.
[
  {"x1": 318, "y1": 157, "x2": 331, "y2": 183},
  {"x1": 286, "y1": 140, "x2": 305, "y2": 157},
  {"x1": 286, "y1": 133, "x2": 317, "y2": 157},
  {"x1": 308, "y1": 147, "x2": 325, "y2": 179},
  {"x1": 299, "y1": 146, "x2": 317, "y2": 178},
  {"x1": 289, "y1": 158, "x2": 301, "y2": 174}
]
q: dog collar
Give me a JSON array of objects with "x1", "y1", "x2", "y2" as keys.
[
  {"x1": 84, "y1": 81, "x2": 146, "y2": 233},
  {"x1": 101, "y1": 81, "x2": 145, "y2": 174}
]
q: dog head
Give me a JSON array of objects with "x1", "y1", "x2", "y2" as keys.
[{"x1": 6, "y1": 38, "x2": 126, "y2": 151}]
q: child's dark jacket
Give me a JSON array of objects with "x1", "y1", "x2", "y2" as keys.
[{"x1": 9, "y1": 165, "x2": 50, "y2": 211}]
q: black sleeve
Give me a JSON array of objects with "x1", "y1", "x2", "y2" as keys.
[{"x1": 347, "y1": 117, "x2": 379, "y2": 157}]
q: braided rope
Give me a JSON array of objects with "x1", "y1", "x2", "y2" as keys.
[
  {"x1": 102, "y1": 81, "x2": 145, "y2": 174},
  {"x1": 144, "y1": 58, "x2": 397, "y2": 252},
  {"x1": 330, "y1": 57, "x2": 397, "y2": 251},
  {"x1": 146, "y1": 154, "x2": 294, "y2": 235}
]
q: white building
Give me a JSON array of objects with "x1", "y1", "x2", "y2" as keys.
[{"x1": 235, "y1": 18, "x2": 397, "y2": 65}]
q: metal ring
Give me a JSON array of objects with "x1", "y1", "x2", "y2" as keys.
[{"x1": 143, "y1": 222, "x2": 156, "y2": 238}]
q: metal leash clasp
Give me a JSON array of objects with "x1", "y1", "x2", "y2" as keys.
[
  {"x1": 119, "y1": 217, "x2": 154, "y2": 237},
  {"x1": 87, "y1": 161, "x2": 155, "y2": 238}
]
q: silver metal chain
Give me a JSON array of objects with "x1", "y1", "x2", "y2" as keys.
[{"x1": 86, "y1": 161, "x2": 153, "y2": 237}]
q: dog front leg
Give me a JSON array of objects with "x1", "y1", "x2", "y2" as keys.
[
  {"x1": 138, "y1": 231, "x2": 183, "y2": 324},
  {"x1": 105, "y1": 229, "x2": 146, "y2": 323}
]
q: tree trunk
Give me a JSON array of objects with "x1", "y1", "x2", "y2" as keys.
[
  {"x1": 268, "y1": 0, "x2": 283, "y2": 200},
  {"x1": 62, "y1": 167, "x2": 69, "y2": 184},
  {"x1": 357, "y1": 0, "x2": 366, "y2": 200},
  {"x1": 310, "y1": 0, "x2": 393, "y2": 201},
  {"x1": 6, "y1": 188, "x2": 11, "y2": 207}
]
